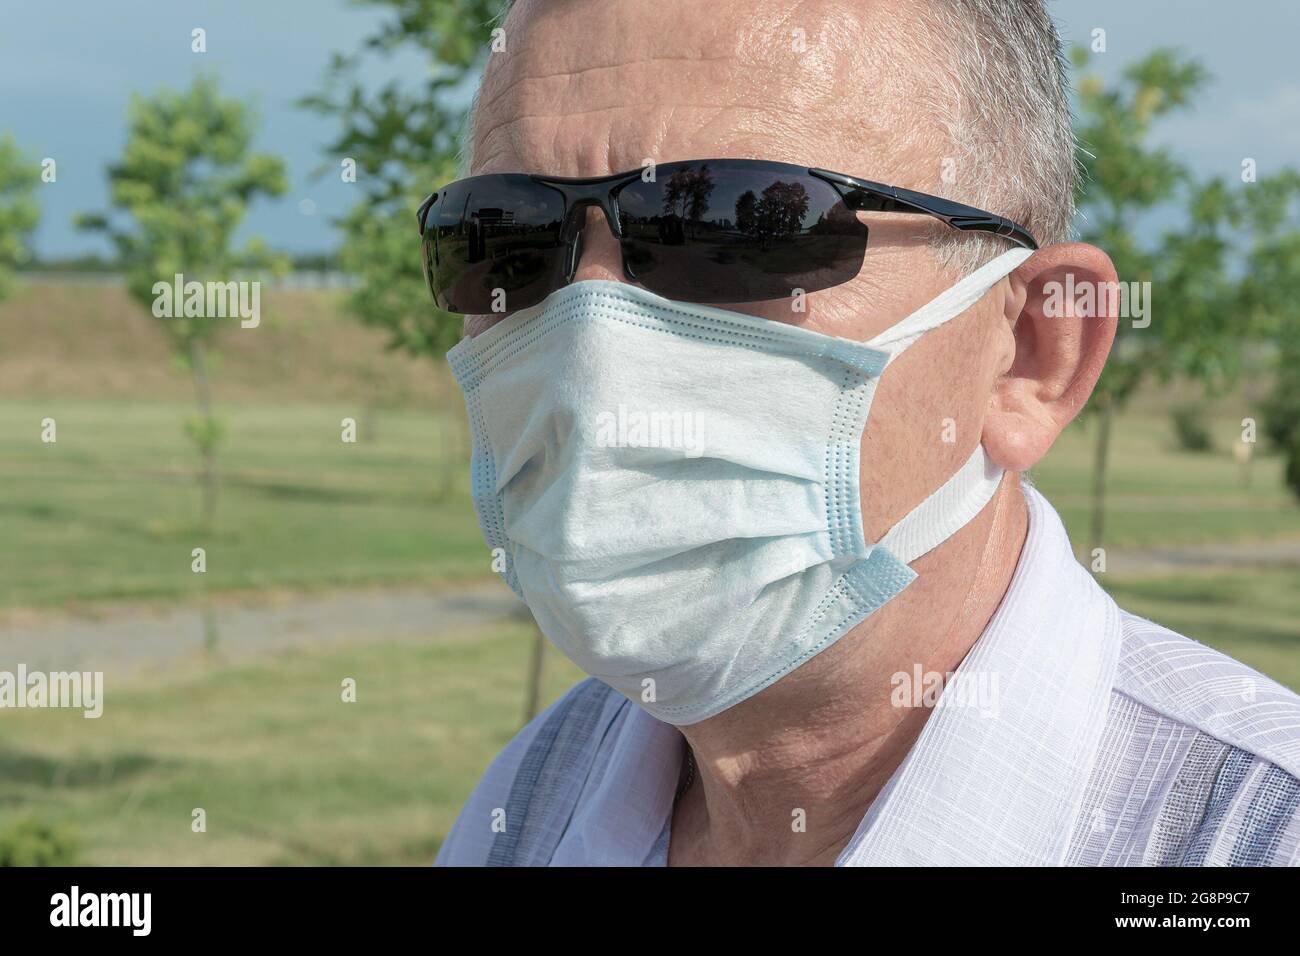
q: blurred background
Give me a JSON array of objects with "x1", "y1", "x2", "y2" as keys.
[{"x1": 0, "y1": 0, "x2": 1298, "y2": 865}]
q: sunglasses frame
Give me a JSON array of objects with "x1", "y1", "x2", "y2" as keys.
[{"x1": 416, "y1": 159, "x2": 1038, "y2": 308}]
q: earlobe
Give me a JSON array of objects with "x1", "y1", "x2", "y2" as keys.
[{"x1": 982, "y1": 243, "x2": 1119, "y2": 472}]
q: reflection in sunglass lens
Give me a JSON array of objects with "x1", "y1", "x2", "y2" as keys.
[
  {"x1": 422, "y1": 176, "x2": 569, "y2": 314},
  {"x1": 613, "y1": 160, "x2": 868, "y2": 303}
]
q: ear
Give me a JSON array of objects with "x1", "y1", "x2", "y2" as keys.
[{"x1": 982, "y1": 243, "x2": 1119, "y2": 472}]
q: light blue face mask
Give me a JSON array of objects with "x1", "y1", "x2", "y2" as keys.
[{"x1": 447, "y1": 247, "x2": 1032, "y2": 726}]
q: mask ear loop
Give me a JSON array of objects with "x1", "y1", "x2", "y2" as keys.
[
  {"x1": 863, "y1": 247, "x2": 1033, "y2": 564},
  {"x1": 866, "y1": 248, "x2": 1034, "y2": 357},
  {"x1": 876, "y1": 444, "x2": 1005, "y2": 564}
]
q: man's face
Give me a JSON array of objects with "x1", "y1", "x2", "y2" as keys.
[{"x1": 468, "y1": 0, "x2": 1021, "y2": 539}]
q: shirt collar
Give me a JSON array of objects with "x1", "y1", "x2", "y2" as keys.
[{"x1": 552, "y1": 484, "x2": 1122, "y2": 866}]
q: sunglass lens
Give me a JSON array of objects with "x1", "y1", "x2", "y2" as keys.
[
  {"x1": 614, "y1": 160, "x2": 868, "y2": 303},
  {"x1": 422, "y1": 176, "x2": 569, "y2": 314}
]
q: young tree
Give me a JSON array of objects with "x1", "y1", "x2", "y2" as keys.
[
  {"x1": 79, "y1": 76, "x2": 288, "y2": 526},
  {"x1": 304, "y1": 0, "x2": 554, "y2": 721},
  {"x1": 0, "y1": 134, "x2": 41, "y2": 302},
  {"x1": 1073, "y1": 49, "x2": 1238, "y2": 554},
  {"x1": 1243, "y1": 172, "x2": 1300, "y2": 499},
  {"x1": 301, "y1": 0, "x2": 505, "y2": 496}
]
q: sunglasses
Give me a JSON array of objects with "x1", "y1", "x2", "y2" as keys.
[{"x1": 417, "y1": 158, "x2": 1037, "y2": 315}]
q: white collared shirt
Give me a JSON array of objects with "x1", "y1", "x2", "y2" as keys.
[{"x1": 436, "y1": 485, "x2": 1300, "y2": 866}]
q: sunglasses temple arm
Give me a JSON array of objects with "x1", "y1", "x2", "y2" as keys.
[
  {"x1": 812, "y1": 170, "x2": 1038, "y2": 250},
  {"x1": 887, "y1": 185, "x2": 1039, "y2": 250}
]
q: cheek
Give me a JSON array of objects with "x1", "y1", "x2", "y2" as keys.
[
  {"x1": 857, "y1": 314, "x2": 996, "y2": 541},
  {"x1": 464, "y1": 314, "x2": 506, "y2": 338}
]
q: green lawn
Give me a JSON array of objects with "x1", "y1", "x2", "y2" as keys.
[
  {"x1": 0, "y1": 623, "x2": 584, "y2": 866},
  {"x1": 0, "y1": 399, "x2": 488, "y2": 607},
  {"x1": 1036, "y1": 412, "x2": 1300, "y2": 549},
  {"x1": 2, "y1": 396, "x2": 1297, "y2": 609},
  {"x1": 1104, "y1": 568, "x2": 1300, "y2": 690}
]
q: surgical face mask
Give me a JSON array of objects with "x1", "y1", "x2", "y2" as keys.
[{"x1": 448, "y1": 248, "x2": 1032, "y2": 725}]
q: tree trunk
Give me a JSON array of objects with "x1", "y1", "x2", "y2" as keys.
[
  {"x1": 435, "y1": 411, "x2": 461, "y2": 501},
  {"x1": 188, "y1": 337, "x2": 219, "y2": 527},
  {"x1": 521, "y1": 622, "x2": 546, "y2": 726},
  {"x1": 1089, "y1": 395, "x2": 1115, "y2": 559}
]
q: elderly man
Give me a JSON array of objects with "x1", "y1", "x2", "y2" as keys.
[{"x1": 428, "y1": 0, "x2": 1300, "y2": 866}]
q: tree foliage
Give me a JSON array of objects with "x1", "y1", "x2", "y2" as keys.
[
  {"x1": 0, "y1": 134, "x2": 41, "y2": 302},
  {"x1": 1073, "y1": 48, "x2": 1230, "y2": 405},
  {"x1": 1072, "y1": 48, "x2": 1300, "y2": 539},
  {"x1": 78, "y1": 75, "x2": 289, "y2": 338},
  {"x1": 78, "y1": 75, "x2": 288, "y2": 524},
  {"x1": 301, "y1": 0, "x2": 507, "y2": 359}
]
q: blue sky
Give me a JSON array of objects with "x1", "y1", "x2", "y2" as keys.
[{"x1": 1, "y1": 0, "x2": 1296, "y2": 258}]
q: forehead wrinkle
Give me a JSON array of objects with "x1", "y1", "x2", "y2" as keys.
[
  {"x1": 475, "y1": 0, "x2": 745, "y2": 129},
  {"x1": 474, "y1": 0, "x2": 947, "y2": 186},
  {"x1": 475, "y1": 104, "x2": 797, "y2": 176},
  {"x1": 474, "y1": 54, "x2": 737, "y2": 128},
  {"x1": 475, "y1": 53, "x2": 751, "y2": 174},
  {"x1": 473, "y1": 0, "x2": 832, "y2": 170}
]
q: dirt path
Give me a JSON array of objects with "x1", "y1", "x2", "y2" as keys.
[
  {"x1": 3, "y1": 536, "x2": 1297, "y2": 683},
  {"x1": 1099, "y1": 536, "x2": 1300, "y2": 574},
  {"x1": 0, "y1": 580, "x2": 528, "y2": 680}
]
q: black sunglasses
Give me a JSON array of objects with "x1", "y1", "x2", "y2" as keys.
[{"x1": 417, "y1": 158, "x2": 1037, "y2": 315}]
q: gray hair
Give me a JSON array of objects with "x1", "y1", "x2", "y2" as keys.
[
  {"x1": 464, "y1": 0, "x2": 1075, "y2": 269},
  {"x1": 919, "y1": 0, "x2": 1076, "y2": 269}
]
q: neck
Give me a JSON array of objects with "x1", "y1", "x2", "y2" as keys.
[{"x1": 668, "y1": 474, "x2": 1030, "y2": 866}]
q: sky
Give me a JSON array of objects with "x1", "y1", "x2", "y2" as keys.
[{"x1": 1, "y1": 0, "x2": 1297, "y2": 259}]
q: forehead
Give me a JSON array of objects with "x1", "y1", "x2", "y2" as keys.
[{"x1": 471, "y1": 0, "x2": 938, "y2": 185}]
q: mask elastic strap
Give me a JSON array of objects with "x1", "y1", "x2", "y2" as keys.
[
  {"x1": 864, "y1": 248, "x2": 1030, "y2": 563},
  {"x1": 866, "y1": 248, "x2": 1034, "y2": 358},
  {"x1": 875, "y1": 443, "x2": 1004, "y2": 565}
]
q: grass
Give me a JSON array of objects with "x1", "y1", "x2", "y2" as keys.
[
  {"x1": 0, "y1": 398, "x2": 488, "y2": 607},
  {"x1": 1104, "y1": 568, "x2": 1300, "y2": 690},
  {"x1": 2, "y1": 397, "x2": 1297, "y2": 609},
  {"x1": 0, "y1": 623, "x2": 584, "y2": 866},
  {"x1": 0, "y1": 279, "x2": 485, "y2": 608},
  {"x1": 0, "y1": 281, "x2": 443, "y2": 405},
  {"x1": 1036, "y1": 412, "x2": 1300, "y2": 550}
]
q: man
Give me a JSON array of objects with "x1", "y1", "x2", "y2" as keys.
[{"x1": 431, "y1": 0, "x2": 1300, "y2": 866}]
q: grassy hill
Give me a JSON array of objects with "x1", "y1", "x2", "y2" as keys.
[{"x1": 0, "y1": 280, "x2": 448, "y2": 405}]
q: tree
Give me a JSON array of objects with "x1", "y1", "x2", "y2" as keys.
[
  {"x1": 1243, "y1": 171, "x2": 1300, "y2": 499},
  {"x1": 301, "y1": 0, "x2": 506, "y2": 494},
  {"x1": 78, "y1": 76, "x2": 288, "y2": 526},
  {"x1": 0, "y1": 134, "x2": 41, "y2": 302},
  {"x1": 304, "y1": 0, "x2": 552, "y2": 723},
  {"x1": 1073, "y1": 48, "x2": 1239, "y2": 554}
]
